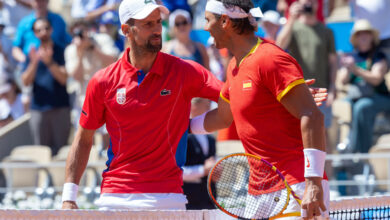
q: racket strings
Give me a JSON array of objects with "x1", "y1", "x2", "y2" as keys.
[{"x1": 209, "y1": 155, "x2": 289, "y2": 220}]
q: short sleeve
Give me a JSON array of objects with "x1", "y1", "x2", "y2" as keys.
[
  {"x1": 183, "y1": 60, "x2": 223, "y2": 102},
  {"x1": 262, "y1": 52, "x2": 305, "y2": 102},
  {"x1": 79, "y1": 73, "x2": 106, "y2": 129}
]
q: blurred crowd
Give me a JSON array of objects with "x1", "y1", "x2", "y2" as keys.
[{"x1": 0, "y1": 0, "x2": 390, "y2": 206}]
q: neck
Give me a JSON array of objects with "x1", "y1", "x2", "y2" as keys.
[
  {"x1": 226, "y1": 33, "x2": 258, "y2": 66},
  {"x1": 128, "y1": 47, "x2": 158, "y2": 73},
  {"x1": 176, "y1": 34, "x2": 191, "y2": 44},
  {"x1": 299, "y1": 14, "x2": 318, "y2": 26}
]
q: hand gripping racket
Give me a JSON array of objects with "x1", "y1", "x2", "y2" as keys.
[{"x1": 207, "y1": 153, "x2": 302, "y2": 220}]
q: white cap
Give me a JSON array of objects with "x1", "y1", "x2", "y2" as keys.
[
  {"x1": 169, "y1": 9, "x2": 191, "y2": 28},
  {"x1": 261, "y1": 10, "x2": 282, "y2": 26},
  {"x1": 119, "y1": 0, "x2": 169, "y2": 25}
]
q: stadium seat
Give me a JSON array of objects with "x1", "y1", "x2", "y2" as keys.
[
  {"x1": 216, "y1": 140, "x2": 245, "y2": 158},
  {"x1": 368, "y1": 143, "x2": 390, "y2": 191},
  {"x1": 2, "y1": 145, "x2": 52, "y2": 191}
]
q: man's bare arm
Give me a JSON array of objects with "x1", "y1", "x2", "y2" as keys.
[
  {"x1": 62, "y1": 127, "x2": 95, "y2": 209},
  {"x1": 280, "y1": 83, "x2": 326, "y2": 219}
]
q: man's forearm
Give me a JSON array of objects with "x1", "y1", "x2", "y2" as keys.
[
  {"x1": 48, "y1": 63, "x2": 68, "y2": 86},
  {"x1": 65, "y1": 130, "x2": 94, "y2": 184},
  {"x1": 21, "y1": 62, "x2": 38, "y2": 86},
  {"x1": 300, "y1": 111, "x2": 326, "y2": 152}
]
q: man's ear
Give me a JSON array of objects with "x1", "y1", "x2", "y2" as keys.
[
  {"x1": 121, "y1": 24, "x2": 131, "y2": 37},
  {"x1": 220, "y1": 15, "x2": 230, "y2": 29}
]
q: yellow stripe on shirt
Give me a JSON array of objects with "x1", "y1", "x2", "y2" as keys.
[
  {"x1": 276, "y1": 79, "x2": 306, "y2": 102},
  {"x1": 220, "y1": 92, "x2": 230, "y2": 104},
  {"x1": 238, "y1": 38, "x2": 263, "y2": 66}
]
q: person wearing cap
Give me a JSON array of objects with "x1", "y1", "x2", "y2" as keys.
[
  {"x1": 338, "y1": 19, "x2": 390, "y2": 154},
  {"x1": 162, "y1": 9, "x2": 210, "y2": 70},
  {"x1": 61, "y1": 0, "x2": 326, "y2": 211},
  {"x1": 260, "y1": 10, "x2": 283, "y2": 43},
  {"x1": 189, "y1": 0, "x2": 329, "y2": 219}
]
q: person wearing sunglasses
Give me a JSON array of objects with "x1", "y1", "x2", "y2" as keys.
[{"x1": 162, "y1": 9, "x2": 210, "y2": 70}]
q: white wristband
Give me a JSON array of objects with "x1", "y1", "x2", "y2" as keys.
[
  {"x1": 190, "y1": 112, "x2": 210, "y2": 134},
  {"x1": 62, "y1": 183, "x2": 79, "y2": 202},
  {"x1": 304, "y1": 149, "x2": 326, "y2": 178}
]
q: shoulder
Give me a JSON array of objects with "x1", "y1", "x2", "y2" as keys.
[
  {"x1": 18, "y1": 13, "x2": 35, "y2": 28},
  {"x1": 48, "y1": 11, "x2": 66, "y2": 24}
]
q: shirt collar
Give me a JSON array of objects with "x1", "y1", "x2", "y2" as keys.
[{"x1": 121, "y1": 47, "x2": 164, "y2": 76}]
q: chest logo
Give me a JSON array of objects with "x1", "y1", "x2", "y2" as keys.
[
  {"x1": 160, "y1": 89, "x2": 171, "y2": 96},
  {"x1": 116, "y1": 88, "x2": 126, "y2": 104},
  {"x1": 243, "y1": 80, "x2": 253, "y2": 90}
]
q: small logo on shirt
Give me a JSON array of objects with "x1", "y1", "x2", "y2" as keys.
[
  {"x1": 306, "y1": 156, "x2": 311, "y2": 168},
  {"x1": 81, "y1": 110, "x2": 88, "y2": 116},
  {"x1": 243, "y1": 80, "x2": 253, "y2": 90},
  {"x1": 160, "y1": 89, "x2": 171, "y2": 96},
  {"x1": 116, "y1": 88, "x2": 126, "y2": 104}
]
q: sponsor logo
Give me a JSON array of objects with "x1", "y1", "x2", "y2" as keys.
[
  {"x1": 243, "y1": 80, "x2": 253, "y2": 90},
  {"x1": 116, "y1": 88, "x2": 126, "y2": 104},
  {"x1": 160, "y1": 89, "x2": 171, "y2": 96},
  {"x1": 306, "y1": 156, "x2": 311, "y2": 168},
  {"x1": 81, "y1": 110, "x2": 87, "y2": 116}
]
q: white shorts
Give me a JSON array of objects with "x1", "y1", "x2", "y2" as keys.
[
  {"x1": 244, "y1": 180, "x2": 330, "y2": 220},
  {"x1": 95, "y1": 193, "x2": 188, "y2": 210}
]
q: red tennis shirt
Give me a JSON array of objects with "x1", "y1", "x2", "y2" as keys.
[
  {"x1": 221, "y1": 39, "x2": 326, "y2": 191},
  {"x1": 80, "y1": 48, "x2": 223, "y2": 194}
]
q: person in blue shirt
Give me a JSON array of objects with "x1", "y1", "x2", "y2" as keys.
[
  {"x1": 21, "y1": 17, "x2": 70, "y2": 156},
  {"x1": 12, "y1": 0, "x2": 71, "y2": 63}
]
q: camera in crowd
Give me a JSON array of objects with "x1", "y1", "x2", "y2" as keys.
[{"x1": 73, "y1": 28, "x2": 95, "y2": 50}]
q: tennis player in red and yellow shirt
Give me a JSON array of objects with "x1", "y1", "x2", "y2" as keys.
[{"x1": 190, "y1": 0, "x2": 329, "y2": 219}]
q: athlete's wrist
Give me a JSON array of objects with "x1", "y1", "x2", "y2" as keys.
[
  {"x1": 190, "y1": 111, "x2": 210, "y2": 134},
  {"x1": 303, "y1": 148, "x2": 326, "y2": 178},
  {"x1": 62, "y1": 182, "x2": 79, "y2": 202}
]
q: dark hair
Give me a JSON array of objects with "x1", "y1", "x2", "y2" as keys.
[
  {"x1": 32, "y1": 17, "x2": 52, "y2": 31},
  {"x1": 215, "y1": 0, "x2": 255, "y2": 35}
]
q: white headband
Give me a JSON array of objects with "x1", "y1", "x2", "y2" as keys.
[{"x1": 205, "y1": 0, "x2": 263, "y2": 19}]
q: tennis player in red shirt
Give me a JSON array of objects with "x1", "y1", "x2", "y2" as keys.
[
  {"x1": 190, "y1": 0, "x2": 329, "y2": 219},
  {"x1": 62, "y1": 0, "x2": 326, "y2": 212}
]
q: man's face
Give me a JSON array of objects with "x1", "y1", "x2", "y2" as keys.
[
  {"x1": 33, "y1": 20, "x2": 52, "y2": 42},
  {"x1": 123, "y1": 9, "x2": 163, "y2": 53},
  {"x1": 299, "y1": 0, "x2": 318, "y2": 14},
  {"x1": 31, "y1": 0, "x2": 49, "y2": 11},
  {"x1": 204, "y1": 11, "x2": 228, "y2": 49}
]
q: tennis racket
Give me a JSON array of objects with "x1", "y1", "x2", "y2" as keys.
[{"x1": 207, "y1": 153, "x2": 302, "y2": 220}]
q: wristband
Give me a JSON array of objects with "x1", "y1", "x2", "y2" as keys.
[
  {"x1": 62, "y1": 182, "x2": 79, "y2": 202},
  {"x1": 304, "y1": 149, "x2": 326, "y2": 178},
  {"x1": 190, "y1": 112, "x2": 210, "y2": 134}
]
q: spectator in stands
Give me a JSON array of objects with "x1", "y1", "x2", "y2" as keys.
[
  {"x1": 12, "y1": 0, "x2": 71, "y2": 63},
  {"x1": 277, "y1": 0, "x2": 324, "y2": 23},
  {"x1": 0, "y1": 18, "x2": 16, "y2": 77},
  {"x1": 162, "y1": 9, "x2": 209, "y2": 69},
  {"x1": 338, "y1": 19, "x2": 390, "y2": 153},
  {"x1": 65, "y1": 20, "x2": 119, "y2": 151},
  {"x1": 260, "y1": 10, "x2": 283, "y2": 43},
  {"x1": 21, "y1": 17, "x2": 70, "y2": 156},
  {"x1": 0, "y1": 0, "x2": 32, "y2": 38},
  {"x1": 183, "y1": 98, "x2": 216, "y2": 210},
  {"x1": 0, "y1": 74, "x2": 26, "y2": 127},
  {"x1": 350, "y1": 0, "x2": 390, "y2": 64},
  {"x1": 71, "y1": 0, "x2": 120, "y2": 21},
  {"x1": 161, "y1": 0, "x2": 191, "y2": 14},
  {"x1": 276, "y1": 0, "x2": 338, "y2": 131}
]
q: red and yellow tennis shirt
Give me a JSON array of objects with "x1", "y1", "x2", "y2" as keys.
[
  {"x1": 80, "y1": 48, "x2": 223, "y2": 194},
  {"x1": 221, "y1": 38, "x2": 325, "y2": 190}
]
